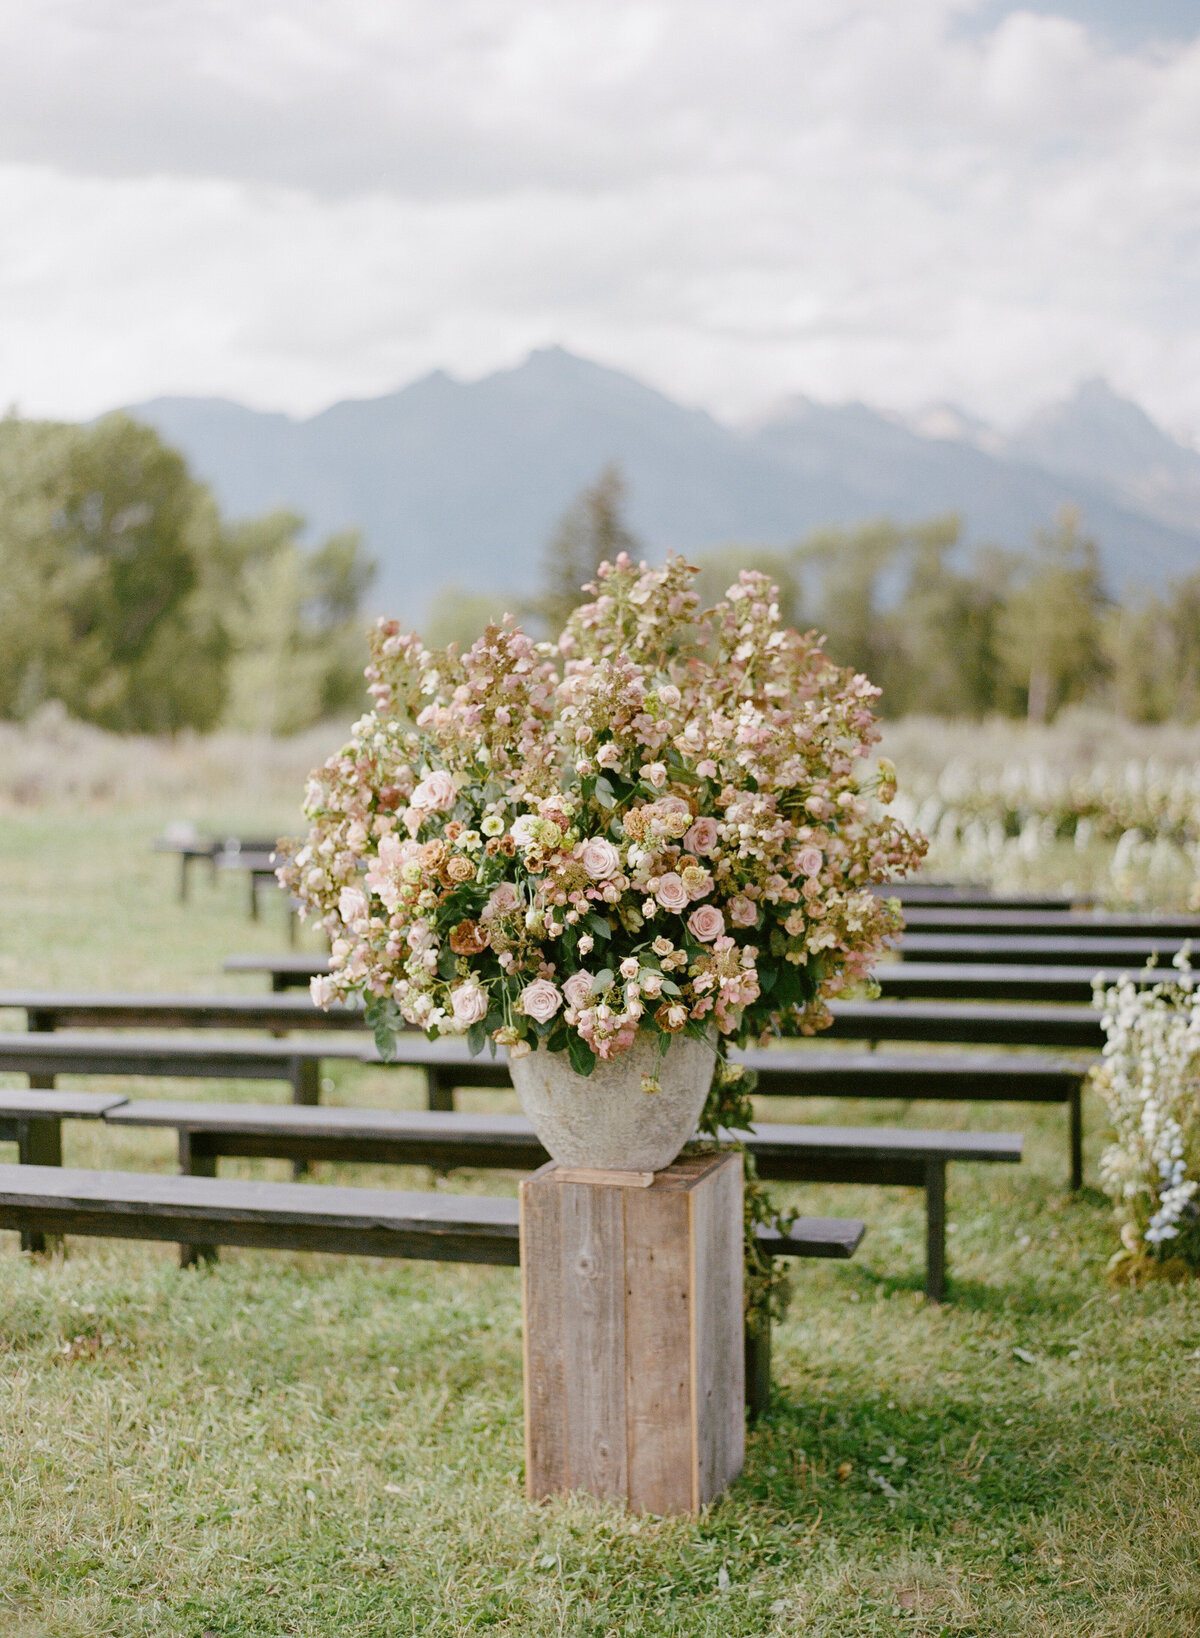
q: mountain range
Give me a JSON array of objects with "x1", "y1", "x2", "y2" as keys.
[{"x1": 127, "y1": 350, "x2": 1200, "y2": 623}]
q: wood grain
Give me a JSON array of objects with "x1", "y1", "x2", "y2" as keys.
[
  {"x1": 623, "y1": 1184, "x2": 692, "y2": 1515},
  {"x1": 560, "y1": 1178, "x2": 627, "y2": 1501},
  {"x1": 690, "y1": 1152, "x2": 744, "y2": 1506},
  {"x1": 520, "y1": 1164, "x2": 567, "y2": 1499}
]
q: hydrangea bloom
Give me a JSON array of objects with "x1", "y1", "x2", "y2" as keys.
[{"x1": 278, "y1": 554, "x2": 926, "y2": 1074}]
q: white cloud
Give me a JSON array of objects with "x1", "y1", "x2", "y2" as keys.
[{"x1": 0, "y1": 0, "x2": 1199, "y2": 431}]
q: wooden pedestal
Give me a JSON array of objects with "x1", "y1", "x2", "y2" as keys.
[{"x1": 519, "y1": 1150, "x2": 744, "y2": 1515}]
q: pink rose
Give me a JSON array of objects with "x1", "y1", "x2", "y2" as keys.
[
  {"x1": 337, "y1": 885, "x2": 368, "y2": 926},
  {"x1": 450, "y1": 983, "x2": 489, "y2": 1026},
  {"x1": 728, "y1": 895, "x2": 758, "y2": 928},
  {"x1": 562, "y1": 971, "x2": 594, "y2": 1010},
  {"x1": 519, "y1": 978, "x2": 563, "y2": 1024},
  {"x1": 579, "y1": 837, "x2": 621, "y2": 880},
  {"x1": 683, "y1": 817, "x2": 720, "y2": 856},
  {"x1": 596, "y1": 742, "x2": 623, "y2": 769},
  {"x1": 798, "y1": 845, "x2": 823, "y2": 878},
  {"x1": 410, "y1": 770, "x2": 457, "y2": 811},
  {"x1": 643, "y1": 762, "x2": 668, "y2": 789},
  {"x1": 484, "y1": 882, "x2": 521, "y2": 918},
  {"x1": 696, "y1": 759, "x2": 718, "y2": 779},
  {"x1": 655, "y1": 873, "x2": 689, "y2": 912},
  {"x1": 687, "y1": 905, "x2": 725, "y2": 943},
  {"x1": 511, "y1": 814, "x2": 540, "y2": 849}
]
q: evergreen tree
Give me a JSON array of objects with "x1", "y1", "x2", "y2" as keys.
[{"x1": 535, "y1": 464, "x2": 640, "y2": 635}]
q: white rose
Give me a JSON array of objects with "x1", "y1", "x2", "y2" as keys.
[{"x1": 450, "y1": 984, "x2": 489, "y2": 1027}]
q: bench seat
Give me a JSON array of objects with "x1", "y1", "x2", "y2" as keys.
[
  {"x1": 901, "y1": 932, "x2": 1190, "y2": 965},
  {"x1": 0, "y1": 989, "x2": 1106, "y2": 1050},
  {"x1": 0, "y1": 1161, "x2": 862, "y2": 1265},
  {"x1": 105, "y1": 1099, "x2": 1020, "y2": 1300}
]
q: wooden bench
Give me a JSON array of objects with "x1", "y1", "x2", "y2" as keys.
[
  {"x1": 400, "y1": 1039, "x2": 1086, "y2": 1190},
  {"x1": 825, "y1": 999, "x2": 1103, "y2": 1050},
  {"x1": 0, "y1": 1026, "x2": 1086, "y2": 1186},
  {"x1": 901, "y1": 932, "x2": 1190, "y2": 966},
  {"x1": 901, "y1": 908, "x2": 1200, "y2": 938},
  {"x1": 0, "y1": 1090, "x2": 128, "y2": 1252},
  {"x1": 1, "y1": 987, "x2": 1105, "y2": 1051},
  {"x1": 229, "y1": 950, "x2": 1151, "y2": 1006},
  {"x1": 0, "y1": 991, "x2": 368, "y2": 1035},
  {"x1": 0, "y1": 1032, "x2": 360, "y2": 1105},
  {"x1": 0, "y1": 1160, "x2": 863, "y2": 1417},
  {"x1": 105, "y1": 1099, "x2": 1020, "y2": 1302},
  {"x1": 224, "y1": 953, "x2": 328, "y2": 991},
  {"x1": 876, "y1": 961, "x2": 1153, "y2": 1003},
  {"x1": 883, "y1": 886, "x2": 1082, "y2": 910}
]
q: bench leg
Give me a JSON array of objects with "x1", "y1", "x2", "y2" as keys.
[
  {"x1": 179, "y1": 853, "x2": 189, "y2": 903},
  {"x1": 1069, "y1": 1084, "x2": 1083, "y2": 1192},
  {"x1": 178, "y1": 1132, "x2": 219, "y2": 1267},
  {"x1": 248, "y1": 872, "x2": 259, "y2": 920},
  {"x1": 17, "y1": 1117, "x2": 62, "y2": 1255},
  {"x1": 744, "y1": 1316, "x2": 771, "y2": 1420},
  {"x1": 427, "y1": 1069, "x2": 455, "y2": 1113},
  {"x1": 924, "y1": 1159, "x2": 947, "y2": 1304},
  {"x1": 291, "y1": 1059, "x2": 321, "y2": 1177}
]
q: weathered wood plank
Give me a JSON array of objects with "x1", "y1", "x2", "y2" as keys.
[
  {"x1": 520, "y1": 1163, "x2": 567, "y2": 1499},
  {"x1": 690, "y1": 1153, "x2": 744, "y2": 1507},
  {"x1": 559, "y1": 1178, "x2": 627, "y2": 1501},
  {"x1": 623, "y1": 1184, "x2": 693, "y2": 1515}
]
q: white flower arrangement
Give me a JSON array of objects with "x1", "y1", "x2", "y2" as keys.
[{"x1": 1092, "y1": 947, "x2": 1200, "y2": 1280}]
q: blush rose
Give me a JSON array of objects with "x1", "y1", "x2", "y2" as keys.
[
  {"x1": 655, "y1": 873, "x2": 689, "y2": 912},
  {"x1": 687, "y1": 905, "x2": 726, "y2": 943},
  {"x1": 410, "y1": 770, "x2": 457, "y2": 811},
  {"x1": 519, "y1": 978, "x2": 563, "y2": 1024},
  {"x1": 579, "y1": 838, "x2": 621, "y2": 880}
]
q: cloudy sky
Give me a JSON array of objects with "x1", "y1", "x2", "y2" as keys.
[{"x1": 2, "y1": 0, "x2": 1199, "y2": 432}]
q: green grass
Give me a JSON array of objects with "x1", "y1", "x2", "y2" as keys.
[{"x1": 2, "y1": 807, "x2": 1200, "y2": 1636}]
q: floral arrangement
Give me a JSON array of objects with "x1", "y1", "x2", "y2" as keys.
[
  {"x1": 280, "y1": 554, "x2": 925, "y2": 1075},
  {"x1": 1093, "y1": 953, "x2": 1200, "y2": 1283}
]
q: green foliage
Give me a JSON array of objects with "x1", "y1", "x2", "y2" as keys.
[
  {"x1": 0, "y1": 413, "x2": 229, "y2": 731},
  {"x1": 533, "y1": 463, "x2": 641, "y2": 635},
  {"x1": 993, "y1": 508, "x2": 1109, "y2": 722},
  {"x1": 0, "y1": 413, "x2": 374, "y2": 735},
  {"x1": 220, "y1": 511, "x2": 375, "y2": 735}
]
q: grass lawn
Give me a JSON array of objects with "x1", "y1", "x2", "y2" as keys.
[{"x1": 1, "y1": 806, "x2": 1199, "y2": 1636}]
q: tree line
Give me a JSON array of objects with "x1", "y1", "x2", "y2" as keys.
[
  {"x1": 4, "y1": 417, "x2": 1195, "y2": 733},
  {"x1": 435, "y1": 464, "x2": 1192, "y2": 725},
  {"x1": 0, "y1": 412, "x2": 373, "y2": 733}
]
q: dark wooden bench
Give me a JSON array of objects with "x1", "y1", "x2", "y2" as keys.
[
  {"x1": 0, "y1": 1160, "x2": 863, "y2": 1417},
  {"x1": 105, "y1": 1099, "x2": 1020, "y2": 1302},
  {"x1": 1, "y1": 987, "x2": 1105, "y2": 1050},
  {"x1": 877, "y1": 961, "x2": 1153, "y2": 1003},
  {"x1": 901, "y1": 932, "x2": 1189, "y2": 966},
  {"x1": 0, "y1": 1026, "x2": 1087, "y2": 1186},
  {"x1": 2, "y1": 989, "x2": 1107, "y2": 1050},
  {"x1": 400, "y1": 1038, "x2": 1086, "y2": 1189},
  {"x1": 153, "y1": 836, "x2": 219, "y2": 902},
  {"x1": 0, "y1": 1032, "x2": 362, "y2": 1105},
  {"x1": 0, "y1": 1090, "x2": 128, "y2": 1251},
  {"x1": 883, "y1": 886, "x2": 1082, "y2": 910},
  {"x1": 0, "y1": 991, "x2": 368, "y2": 1035},
  {"x1": 825, "y1": 998, "x2": 1103, "y2": 1050},
  {"x1": 230, "y1": 950, "x2": 1155, "y2": 1006},
  {"x1": 224, "y1": 953, "x2": 328, "y2": 990},
  {"x1": 901, "y1": 908, "x2": 1200, "y2": 938}
]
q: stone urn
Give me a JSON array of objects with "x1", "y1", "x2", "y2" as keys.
[{"x1": 508, "y1": 1029, "x2": 716, "y2": 1172}]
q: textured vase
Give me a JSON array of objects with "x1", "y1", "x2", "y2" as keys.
[{"x1": 508, "y1": 1029, "x2": 716, "y2": 1172}]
